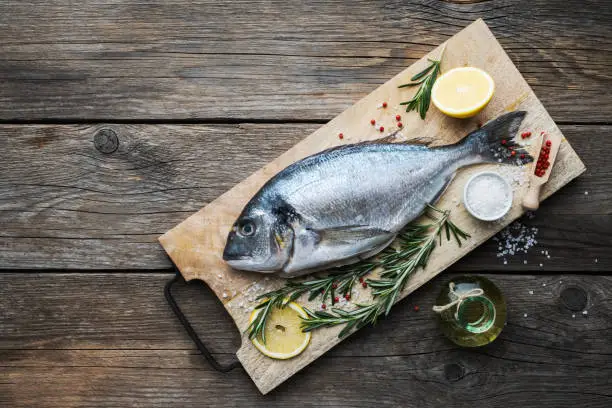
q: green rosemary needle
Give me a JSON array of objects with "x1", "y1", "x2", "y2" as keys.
[
  {"x1": 301, "y1": 205, "x2": 470, "y2": 338},
  {"x1": 246, "y1": 204, "x2": 469, "y2": 342},
  {"x1": 246, "y1": 263, "x2": 373, "y2": 343},
  {"x1": 398, "y1": 46, "x2": 446, "y2": 119}
]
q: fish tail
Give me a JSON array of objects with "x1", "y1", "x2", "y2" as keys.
[{"x1": 466, "y1": 111, "x2": 533, "y2": 165}]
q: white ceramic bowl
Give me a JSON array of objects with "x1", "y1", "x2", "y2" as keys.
[{"x1": 463, "y1": 171, "x2": 513, "y2": 221}]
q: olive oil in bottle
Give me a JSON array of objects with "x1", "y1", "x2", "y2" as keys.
[{"x1": 433, "y1": 276, "x2": 506, "y2": 347}]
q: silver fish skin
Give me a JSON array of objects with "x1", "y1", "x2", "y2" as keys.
[{"x1": 223, "y1": 111, "x2": 531, "y2": 277}]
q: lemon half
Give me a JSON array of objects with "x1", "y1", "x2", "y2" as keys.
[
  {"x1": 249, "y1": 301, "x2": 311, "y2": 360},
  {"x1": 432, "y1": 67, "x2": 495, "y2": 118}
]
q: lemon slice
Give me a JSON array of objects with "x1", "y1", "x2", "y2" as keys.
[
  {"x1": 249, "y1": 301, "x2": 311, "y2": 360},
  {"x1": 432, "y1": 67, "x2": 495, "y2": 118}
]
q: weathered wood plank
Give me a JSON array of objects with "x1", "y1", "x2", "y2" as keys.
[
  {"x1": 157, "y1": 20, "x2": 588, "y2": 392},
  {"x1": 0, "y1": 0, "x2": 610, "y2": 121},
  {"x1": 0, "y1": 124, "x2": 609, "y2": 270},
  {"x1": 1, "y1": 273, "x2": 611, "y2": 407},
  {"x1": 2, "y1": 350, "x2": 611, "y2": 407}
]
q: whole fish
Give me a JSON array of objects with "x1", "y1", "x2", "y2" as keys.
[{"x1": 223, "y1": 111, "x2": 531, "y2": 277}]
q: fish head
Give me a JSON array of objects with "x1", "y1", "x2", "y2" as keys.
[{"x1": 223, "y1": 206, "x2": 294, "y2": 272}]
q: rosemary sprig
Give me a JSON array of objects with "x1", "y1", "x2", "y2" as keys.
[
  {"x1": 246, "y1": 204, "x2": 469, "y2": 343},
  {"x1": 301, "y1": 205, "x2": 469, "y2": 338},
  {"x1": 398, "y1": 46, "x2": 445, "y2": 119},
  {"x1": 246, "y1": 264, "x2": 372, "y2": 343}
]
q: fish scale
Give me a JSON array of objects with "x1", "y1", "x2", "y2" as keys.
[{"x1": 223, "y1": 111, "x2": 532, "y2": 277}]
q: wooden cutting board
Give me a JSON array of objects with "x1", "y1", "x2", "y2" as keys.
[{"x1": 159, "y1": 19, "x2": 585, "y2": 394}]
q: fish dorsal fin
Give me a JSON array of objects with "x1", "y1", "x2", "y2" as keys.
[
  {"x1": 358, "y1": 136, "x2": 397, "y2": 144},
  {"x1": 362, "y1": 130, "x2": 402, "y2": 144},
  {"x1": 401, "y1": 136, "x2": 435, "y2": 146},
  {"x1": 320, "y1": 131, "x2": 434, "y2": 156},
  {"x1": 356, "y1": 131, "x2": 434, "y2": 146}
]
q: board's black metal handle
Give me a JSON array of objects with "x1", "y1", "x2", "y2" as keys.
[{"x1": 164, "y1": 271, "x2": 242, "y2": 373}]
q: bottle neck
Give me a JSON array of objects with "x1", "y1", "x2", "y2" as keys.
[
  {"x1": 433, "y1": 282, "x2": 496, "y2": 333},
  {"x1": 456, "y1": 295, "x2": 496, "y2": 334}
]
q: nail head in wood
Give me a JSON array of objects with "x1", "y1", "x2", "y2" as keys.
[{"x1": 94, "y1": 128, "x2": 119, "y2": 154}]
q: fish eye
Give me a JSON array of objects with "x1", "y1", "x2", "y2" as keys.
[{"x1": 238, "y1": 219, "x2": 256, "y2": 236}]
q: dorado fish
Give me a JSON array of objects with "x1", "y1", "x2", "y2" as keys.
[{"x1": 223, "y1": 111, "x2": 531, "y2": 277}]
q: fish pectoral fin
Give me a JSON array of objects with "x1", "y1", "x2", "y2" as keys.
[
  {"x1": 312, "y1": 225, "x2": 391, "y2": 245},
  {"x1": 282, "y1": 225, "x2": 396, "y2": 276}
]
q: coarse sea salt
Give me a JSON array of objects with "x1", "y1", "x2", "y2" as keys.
[
  {"x1": 493, "y1": 221, "x2": 538, "y2": 258},
  {"x1": 499, "y1": 164, "x2": 529, "y2": 188},
  {"x1": 465, "y1": 172, "x2": 512, "y2": 220}
]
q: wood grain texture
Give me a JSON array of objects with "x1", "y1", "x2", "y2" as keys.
[
  {"x1": 158, "y1": 20, "x2": 589, "y2": 393},
  {"x1": 0, "y1": 1, "x2": 610, "y2": 403},
  {"x1": 0, "y1": 0, "x2": 610, "y2": 121},
  {"x1": 1, "y1": 123, "x2": 609, "y2": 271},
  {"x1": 1, "y1": 272, "x2": 611, "y2": 407}
]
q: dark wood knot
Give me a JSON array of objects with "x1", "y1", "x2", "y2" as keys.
[
  {"x1": 560, "y1": 286, "x2": 588, "y2": 311},
  {"x1": 444, "y1": 363, "x2": 465, "y2": 382},
  {"x1": 94, "y1": 128, "x2": 119, "y2": 154}
]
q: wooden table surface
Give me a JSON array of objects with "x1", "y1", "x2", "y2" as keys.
[{"x1": 1, "y1": 1, "x2": 610, "y2": 407}]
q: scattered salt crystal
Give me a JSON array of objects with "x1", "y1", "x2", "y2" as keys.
[
  {"x1": 539, "y1": 263, "x2": 543, "y2": 267},
  {"x1": 217, "y1": 274, "x2": 223, "y2": 278},
  {"x1": 542, "y1": 283, "x2": 547, "y2": 287},
  {"x1": 493, "y1": 221, "x2": 539, "y2": 263},
  {"x1": 524, "y1": 313, "x2": 528, "y2": 317},
  {"x1": 582, "y1": 310, "x2": 588, "y2": 315},
  {"x1": 595, "y1": 258, "x2": 599, "y2": 263},
  {"x1": 523, "y1": 260, "x2": 528, "y2": 264},
  {"x1": 529, "y1": 290, "x2": 534, "y2": 295},
  {"x1": 503, "y1": 259, "x2": 508, "y2": 265},
  {"x1": 584, "y1": 191, "x2": 589, "y2": 195},
  {"x1": 222, "y1": 292, "x2": 228, "y2": 298},
  {"x1": 500, "y1": 165, "x2": 528, "y2": 187},
  {"x1": 572, "y1": 314, "x2": 576, "y2": 318}
]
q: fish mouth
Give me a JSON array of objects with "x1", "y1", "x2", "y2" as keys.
[
  {"x1": 224, "y1": 257, "x2": 252, "y2": 270},
  {"x1": 222, "y1": 250, "x2": 251, "y2": 263},
  {"x1": 225, "y1": 258, "x2": 276, "y2": 273},
  {"x1": 222, "y1": 235, "x2": 249, "y2": 262},
  {"x1": 222, "y1": 252, "x2": 249, "y2": 261}
]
